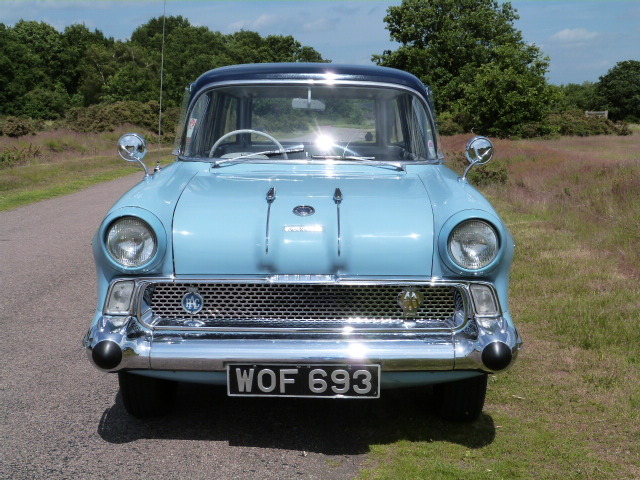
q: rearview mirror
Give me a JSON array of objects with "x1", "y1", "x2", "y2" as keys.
[{"x1": 292, "y1": 98, "x2": 326, "y2": 111}]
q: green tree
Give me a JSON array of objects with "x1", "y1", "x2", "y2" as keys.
[
  {"x1": 0, "y1": 23, "x2": 45, "y2": 115},
  {"x1": 553, "y1": 82, "x2": 604, "y2": 113},
  {"x1": 59, "y1": 24, "x2": 113, "y2": 99},
  {"x1": 374, "y1": 0, "x2": 555, "y2": 137},
  {"x1": 11, "y1": 20, "x2": 63, "y2": 82},
  {"x1": 22, "y1": 84, "x2": 70, "y2": 119},
  {"x1": 596, "y1": 60, "x2": 640, "y2": 122},
  {"x1": 130, "y1": 17, "x2": 327, "y2": 107},
  {"x1": 0, "y1": 17, "x2": 327, "y2": 120}
]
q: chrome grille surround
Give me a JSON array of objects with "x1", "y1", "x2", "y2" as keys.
[{"x1": 134, "y1": 280, "x2": 471, "y2": 332}]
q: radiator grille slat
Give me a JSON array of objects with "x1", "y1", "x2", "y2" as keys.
[{"x1": 145, "y1": 283, "x2": 463, "y2": 329}]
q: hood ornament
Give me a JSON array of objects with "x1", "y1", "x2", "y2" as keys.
[
  {"x1": 265, "y1": 187, "x2": 276, "y2": 254},
  {"x1": 334, "y1": 188, "x2": 343, "y2": 256},
  {"x1": 293, "y1": 205, "x2": 315, "y2": 216}
]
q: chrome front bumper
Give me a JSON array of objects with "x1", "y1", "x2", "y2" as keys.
[{"x1": 84, "y1": 313, "x2": 522, "y2": 374}]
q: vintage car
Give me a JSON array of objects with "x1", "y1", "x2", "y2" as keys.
[{"x1": 84, "y1": 63, "x2": 522, "y2": 421}]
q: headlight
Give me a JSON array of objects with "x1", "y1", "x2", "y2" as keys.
[
  {"x1": 106, "y1": 217, "x2": 157, "y2": 267},
  {"x1": 448, "y1": 220, "x2": 498, "y2": 270}
]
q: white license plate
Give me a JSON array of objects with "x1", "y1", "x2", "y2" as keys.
[{"x1": 227, "y1": 364, "x2": 380, "y2": 398}]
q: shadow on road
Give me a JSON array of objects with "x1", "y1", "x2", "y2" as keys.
[{"x1": 97, "y1": 383, "x2": 496, "y2": 454}]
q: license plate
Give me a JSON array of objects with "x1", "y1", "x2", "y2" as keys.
[{"x1": 227, "y1": 364, "x2": 380, "y2": 398}]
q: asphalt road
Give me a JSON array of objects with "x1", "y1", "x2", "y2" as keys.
[
  {"x1": 0, "y1": 173, "x2": 495, "y2": 479},
  {"x1": 0, "y1": 176, "x2": 385, "y2": 479}
]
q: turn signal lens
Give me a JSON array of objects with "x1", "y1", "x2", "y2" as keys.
[
  {"x1": 470, "y1": 284, "x2": 498, "y2": 315},
  {"x1": 105, "y1": 280, "x2": 135, "y2": 314}
]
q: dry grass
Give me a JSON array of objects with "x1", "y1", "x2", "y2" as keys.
[
  {"x1": 443, "y1": 131, "x2": 640, "y2": 278},
  {"x1": 362, "y1": 131, "x2": 640, "y2": 480},
  {"x1": 0, "y1": 127, "x2": 172, "y2": 210}
]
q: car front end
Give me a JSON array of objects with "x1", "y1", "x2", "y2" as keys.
[{"x1": 84, "y1": 63, "x2": 522, "y2": 421}]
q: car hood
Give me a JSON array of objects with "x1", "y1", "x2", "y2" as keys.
[{"x1": 172, "y1": 170, "x2": 434, "y2": 276}]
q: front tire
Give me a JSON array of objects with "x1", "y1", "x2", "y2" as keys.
[
  {"x1": 118, "y1": 371, "x2": 177, "y2": 418},
  {"x1": 433, "y1": 374, "x2": 488, "y2": 422}
]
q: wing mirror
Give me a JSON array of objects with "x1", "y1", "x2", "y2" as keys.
[
  {"x1": 117, "y1": 133, "x2": 150, "y2": 177},
  {"x1": 461, "y1": 136, "x2": 494, "y2": 182}
]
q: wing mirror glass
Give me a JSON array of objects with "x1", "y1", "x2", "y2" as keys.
[
  {"x1": 118, "y1": 133, "x2": 150, "y2": 176},
  {"x1": 462, "y1": 136, "x2": 494, "y2": 182}
]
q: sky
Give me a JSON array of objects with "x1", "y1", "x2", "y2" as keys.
[{"x1": 0, "y1": 0, "x2": 638, "y2": 85}]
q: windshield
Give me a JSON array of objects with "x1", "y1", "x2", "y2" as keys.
[{"x1": 180, "y1": 83, "x2": 439, "y2": 163}]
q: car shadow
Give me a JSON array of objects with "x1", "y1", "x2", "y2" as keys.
[{"x1": 98, "y1": 383, "x2": 496, "y2": 454}]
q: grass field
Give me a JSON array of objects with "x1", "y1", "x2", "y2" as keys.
[
  {"x1": 2, "y1": 128, "x2": 639, "y2": 478},
  {"x1": 0, "y1": 127, "x2": 173, "y2": 211},
  {"x1": 360, "y1": 131, "x2": 640, "y2": 479}
]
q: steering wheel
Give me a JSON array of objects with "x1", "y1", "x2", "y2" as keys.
[{"x1": 208, "y1": 129, "x2": 287, "y2": 159}]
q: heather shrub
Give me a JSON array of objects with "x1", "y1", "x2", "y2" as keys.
[
  {"x1": 0, "y1": 116, "x2": 39, "y2": 137},
  {"x1": 444, "y1": 150, "x2": 508, "y2": 186},
  {"x1": 546, "y1": 109, "x2": 630, "y2": 137},
  {"x1": 0, "y1": 144, "x2": 42, "y2": 168},
  {"x1": 468, "y1": 162, "x2": 509, "y2": 186},
  {"x1": 438, "y1": 112, "x2": 465, "y2": 136},
  {"x1": 66, "y1": 101, "x2": 180, "y2": 138}
]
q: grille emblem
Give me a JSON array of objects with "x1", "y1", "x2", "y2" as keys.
[
  {"x1": 397, "y1": 288, "x2": 424, "y2": 317},
  {"x1": 293, "y1": 205, "x2": 315, "y2": 216},
  {"x1": 182, "y1": 289, "x2": 204, "y2": 314}
]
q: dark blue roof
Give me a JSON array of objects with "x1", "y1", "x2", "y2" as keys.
[{"x1": 191, "y1": 63, "x2": 428, "y2": 97}]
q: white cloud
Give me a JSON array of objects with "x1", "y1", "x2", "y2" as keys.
[
  {"x1": 302, "y1": 17, "x2": 337, "y2": 33},
  {"x1": 550, "y1": 28, "x2": 599, "y2": 43},
  {"x1": 228, "y1": 14, "x2": 279, "y2": 32}
]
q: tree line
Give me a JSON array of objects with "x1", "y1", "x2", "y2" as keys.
[
  {"x1": 0, "y1": 0, "x2": 638, "y2": 139},
  {"x1": 0, "y1": 16, "x2": 326, "y2": 121},
  {"x1": 374, "y1": 0, "x2": 638, "y2": 137}
]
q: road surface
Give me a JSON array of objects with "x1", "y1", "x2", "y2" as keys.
[{"x1": 0, "y1": 174, "x2": 432, "y2": 480}]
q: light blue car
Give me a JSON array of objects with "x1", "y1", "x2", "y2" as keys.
[{"x1": 85, "y1": 63, "x2": 522, "y2": 421}]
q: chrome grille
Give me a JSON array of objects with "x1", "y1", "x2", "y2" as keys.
[{"x1": 144, "y1": 283, "x2": 463, "y2": 329}]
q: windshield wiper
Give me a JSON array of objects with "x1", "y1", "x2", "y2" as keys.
[
  {"x1": 311, "y1": 155, "x2": 405, "y2": 171},
  {"x1": 212, "y1": 145, "x2": 305, "y2": 168}
]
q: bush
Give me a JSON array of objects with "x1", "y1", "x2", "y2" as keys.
[
  {"x1": 0, "y1": 144, "x2": 42, "y2": 169},
  {"x1": 517, "y1": 121, "x2": 560, "y2": 139},
  {"x1": 0, "y1": 116, "x2": 40, "y2": 137},
  {"x1": 444, "y1": 150, "x2": 509, "y2": 186},
  {"x1": 438, "y1": 111, "x2": 465, "y2": 136},
  {"x1": 66, "y1": 101, "x2": 180, "y2": 138},
  {"x1": 468, "y1": 162, "x2": 509, "y2": 186},
  {"x1": 546, "y1": 110, "x2": 629, "y2": 137}
]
